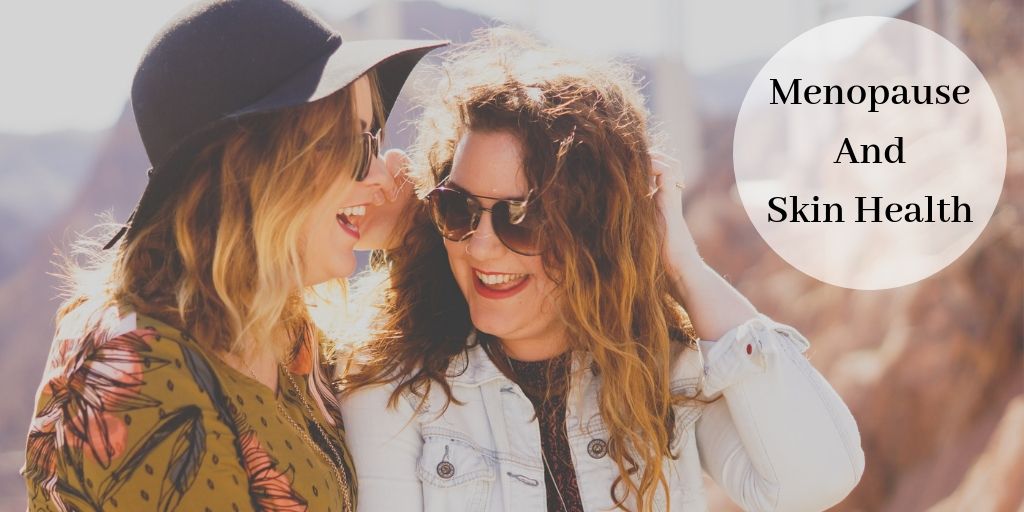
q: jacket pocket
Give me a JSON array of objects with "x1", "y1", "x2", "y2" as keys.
[{"x1": 417, "y1": 434, "x2": 495, "y2": 511}]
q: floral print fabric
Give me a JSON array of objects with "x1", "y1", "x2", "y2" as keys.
[{"x1": 22, "y1": 308, "x2": 355, "y2": 512}]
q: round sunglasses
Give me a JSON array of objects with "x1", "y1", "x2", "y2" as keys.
[
  {"x1": 313, "y1": 126, "x2": 381, "y2": 182},
  {"x1": 424, "y1": 180, "x2": 543, "y2": 256},
  {"x1": 353, "y1": 127, "x2": 381, "y2": 182}
]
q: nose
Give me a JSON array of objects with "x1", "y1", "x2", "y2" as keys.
[
  {"x1": 464, "y1": 210, "x2": 507, "y2": 260},
  {"x1": 359, "y1": 153, "x2": 390, "y2": 205}
]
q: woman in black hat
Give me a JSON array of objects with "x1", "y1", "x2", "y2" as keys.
[{"x1": 21, "y1": 1, "x2": 444, "y2": 510}]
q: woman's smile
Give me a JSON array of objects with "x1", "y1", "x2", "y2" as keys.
[
  {"x1": 472, "y1": 268, "x2": 531, "y2": 299},
  {"x1": 336, "y1": 205, "x2": 366, "y2": 239}
]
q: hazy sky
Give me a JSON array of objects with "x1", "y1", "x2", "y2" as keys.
[{"x1": 0, "y1": 0, "x2": 911, "y2": 134}]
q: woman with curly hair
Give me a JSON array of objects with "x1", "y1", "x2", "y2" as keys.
[
  {"x1": 20, "y1": 1, "x2": 444, "y2": 510},
  {"x1": 340, "y1": 30, "x2": 864, "y2": 512}
]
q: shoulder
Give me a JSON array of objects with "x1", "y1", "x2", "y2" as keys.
[
  {"x1": 31, "y1": 302, "x2": 244, "y2": 455},
  {"x1": 338, "y1": 376, "x2": 426, "y2": 433},
  {"x1": 664, "y1": 339, "x2": 710, "y2": 438},
  {"x1": 41, "y1": 303, "x2": 201, "y2": 389},
  {"x1": 668, "y1": 338, "x2": 705, "y2": 398},
  {"x1": 339, "y1": 361, "x2": 458, "y2": 425},
  {"x1": 25, "y1": 304, "x2": 237, "y2": 504},
  {"x1": 34, "y1": 304, "x2": 229, "y2": 424},
  {"x1": 338, "y1": 333, "x2": 480, "y2": 410}
]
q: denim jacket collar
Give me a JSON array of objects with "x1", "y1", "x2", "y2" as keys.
[
  {"x1": 447, "y1": 331, "x2": 504, "y2": 387},
  {"x1": 448, "y1": 331, "x2": 597, "y2": 395}
]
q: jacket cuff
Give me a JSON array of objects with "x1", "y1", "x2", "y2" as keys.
[{"x1": 699, "y1": 313, "x2": 811, "y2": 398}]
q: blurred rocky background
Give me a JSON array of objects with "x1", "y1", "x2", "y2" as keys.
[
  {"x1": 0, "y1": 0, "x2": 1019, "y2": 509},
  {"x1": 694, "y1": 1, "x2": 1023, "y2": 510}
]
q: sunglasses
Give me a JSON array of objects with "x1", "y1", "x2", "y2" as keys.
[
  {"x1": 312, "y1": 126, "x2": 381, "y2": 181},
  {"x1": 424, "y1": 179, "x2": 543, "y2": 256},
  {"x1": 353, "y1": 127, "x2": 381, "y2": 182}
]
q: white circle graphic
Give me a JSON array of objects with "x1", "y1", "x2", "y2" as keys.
[{"x1": 733, "y1": 16, "x2": 1005, "y2": 290}]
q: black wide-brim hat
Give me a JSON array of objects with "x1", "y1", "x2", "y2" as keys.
[{"x1": 105, "y1": 0, "x2": 447, "y2": 249}]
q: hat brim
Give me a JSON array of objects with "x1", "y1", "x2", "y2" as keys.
[
  {"x1": 106, "y1": 37, "x2": 447, "y2": 250},
  {"x1": 228, "y1": 38, "x2": 448, "y2": 121}
]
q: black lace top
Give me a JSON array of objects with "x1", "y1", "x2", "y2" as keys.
[{"x1": 503, "y1": 351, "x2": 584, "y2": 512}]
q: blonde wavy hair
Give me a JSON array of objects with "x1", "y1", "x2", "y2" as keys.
[
  {"x1": 343, "y1": 30, "x2": 698, "y2": 511},
  {"x1": 57, "y1": 71, "x2": 383, "y2": 371}
]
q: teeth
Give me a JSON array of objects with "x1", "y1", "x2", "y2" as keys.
[
  {"x1": 337, "y1": 205, "x2": 365, "y2": 217},
  {"x1": 474, "y1": 271, "x2": 527, "y2": 285}
]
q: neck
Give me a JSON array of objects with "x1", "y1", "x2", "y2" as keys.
[{"x1": 221, "y1": 343, "x2": 279, "y2": 391}]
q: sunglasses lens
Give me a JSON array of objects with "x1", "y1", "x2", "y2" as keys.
[
  {"x1": 353, "y1": 156, "x2": 368, "y2": 182},
  {"x1": 353, "y1": 130, "x2": 379, "y2": 182},
  {"x1": 427, "y1": 188, "x2": 476, "y2": 241},
  {"x1": 492, "y1": 201, "x2": 542, "y2": 255}
]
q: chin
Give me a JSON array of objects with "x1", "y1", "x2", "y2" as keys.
[
  {"x1": 336, "y1": 258, "x2": 357, "y2": 278},
  {"x1": 468, "y1": 308, "x2": 519, "y2": 338},
  {"x1": 353, "y1": 223, "x2": 382, "y2": 250},
  {"x1": 306, "y1": 258, "x2": 357, "y2": 286}
]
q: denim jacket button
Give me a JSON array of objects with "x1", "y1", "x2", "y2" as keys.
[
  {"x1": 587, "y1": 438, "x2": 608, "y2": 459},
  {"x1": 436, "y1": 460, "x2": 455, "y2": 479}
]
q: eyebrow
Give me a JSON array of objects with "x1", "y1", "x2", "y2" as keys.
[{"x1": 446, "y1": 179, "x2": 530, "y2": 202}]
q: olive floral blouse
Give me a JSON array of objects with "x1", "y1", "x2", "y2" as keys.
[{"x1": 22, "y1": 306, "x2": 355, "y2": 512}]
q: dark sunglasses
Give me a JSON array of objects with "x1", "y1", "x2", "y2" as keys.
[
  {"x1": 353, "y1": 127, "x2": 382, "y2": 182},
  {"x1": 424, "y1": 179, "x2": 543, "y2": 256},
  {"x1": 312, "y1": 126, "x2": 381, "y2": 181}
]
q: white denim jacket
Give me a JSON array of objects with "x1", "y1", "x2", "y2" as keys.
[{"x1": 339, "y1": 314, "x2": 865, "y2": 511}]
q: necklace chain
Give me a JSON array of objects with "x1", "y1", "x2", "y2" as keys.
[
  {"x1": 236, "y1": 355, "x2": 352, "y2": 512},
  {"x1": 500, "y1": 345, "x2": 570, "y2": 512}
]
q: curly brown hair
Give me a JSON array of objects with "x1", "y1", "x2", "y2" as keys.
[{"x1": 342, "y1": 29, "x2": 698, "y2": 510}]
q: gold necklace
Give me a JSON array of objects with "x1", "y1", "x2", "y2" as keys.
[
  {"x1": 500, "y1": 346, "x2": 570, "y2": 512},
  {"x1": 238, "y1": 356, "x2": 353, "y2": 512}
]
